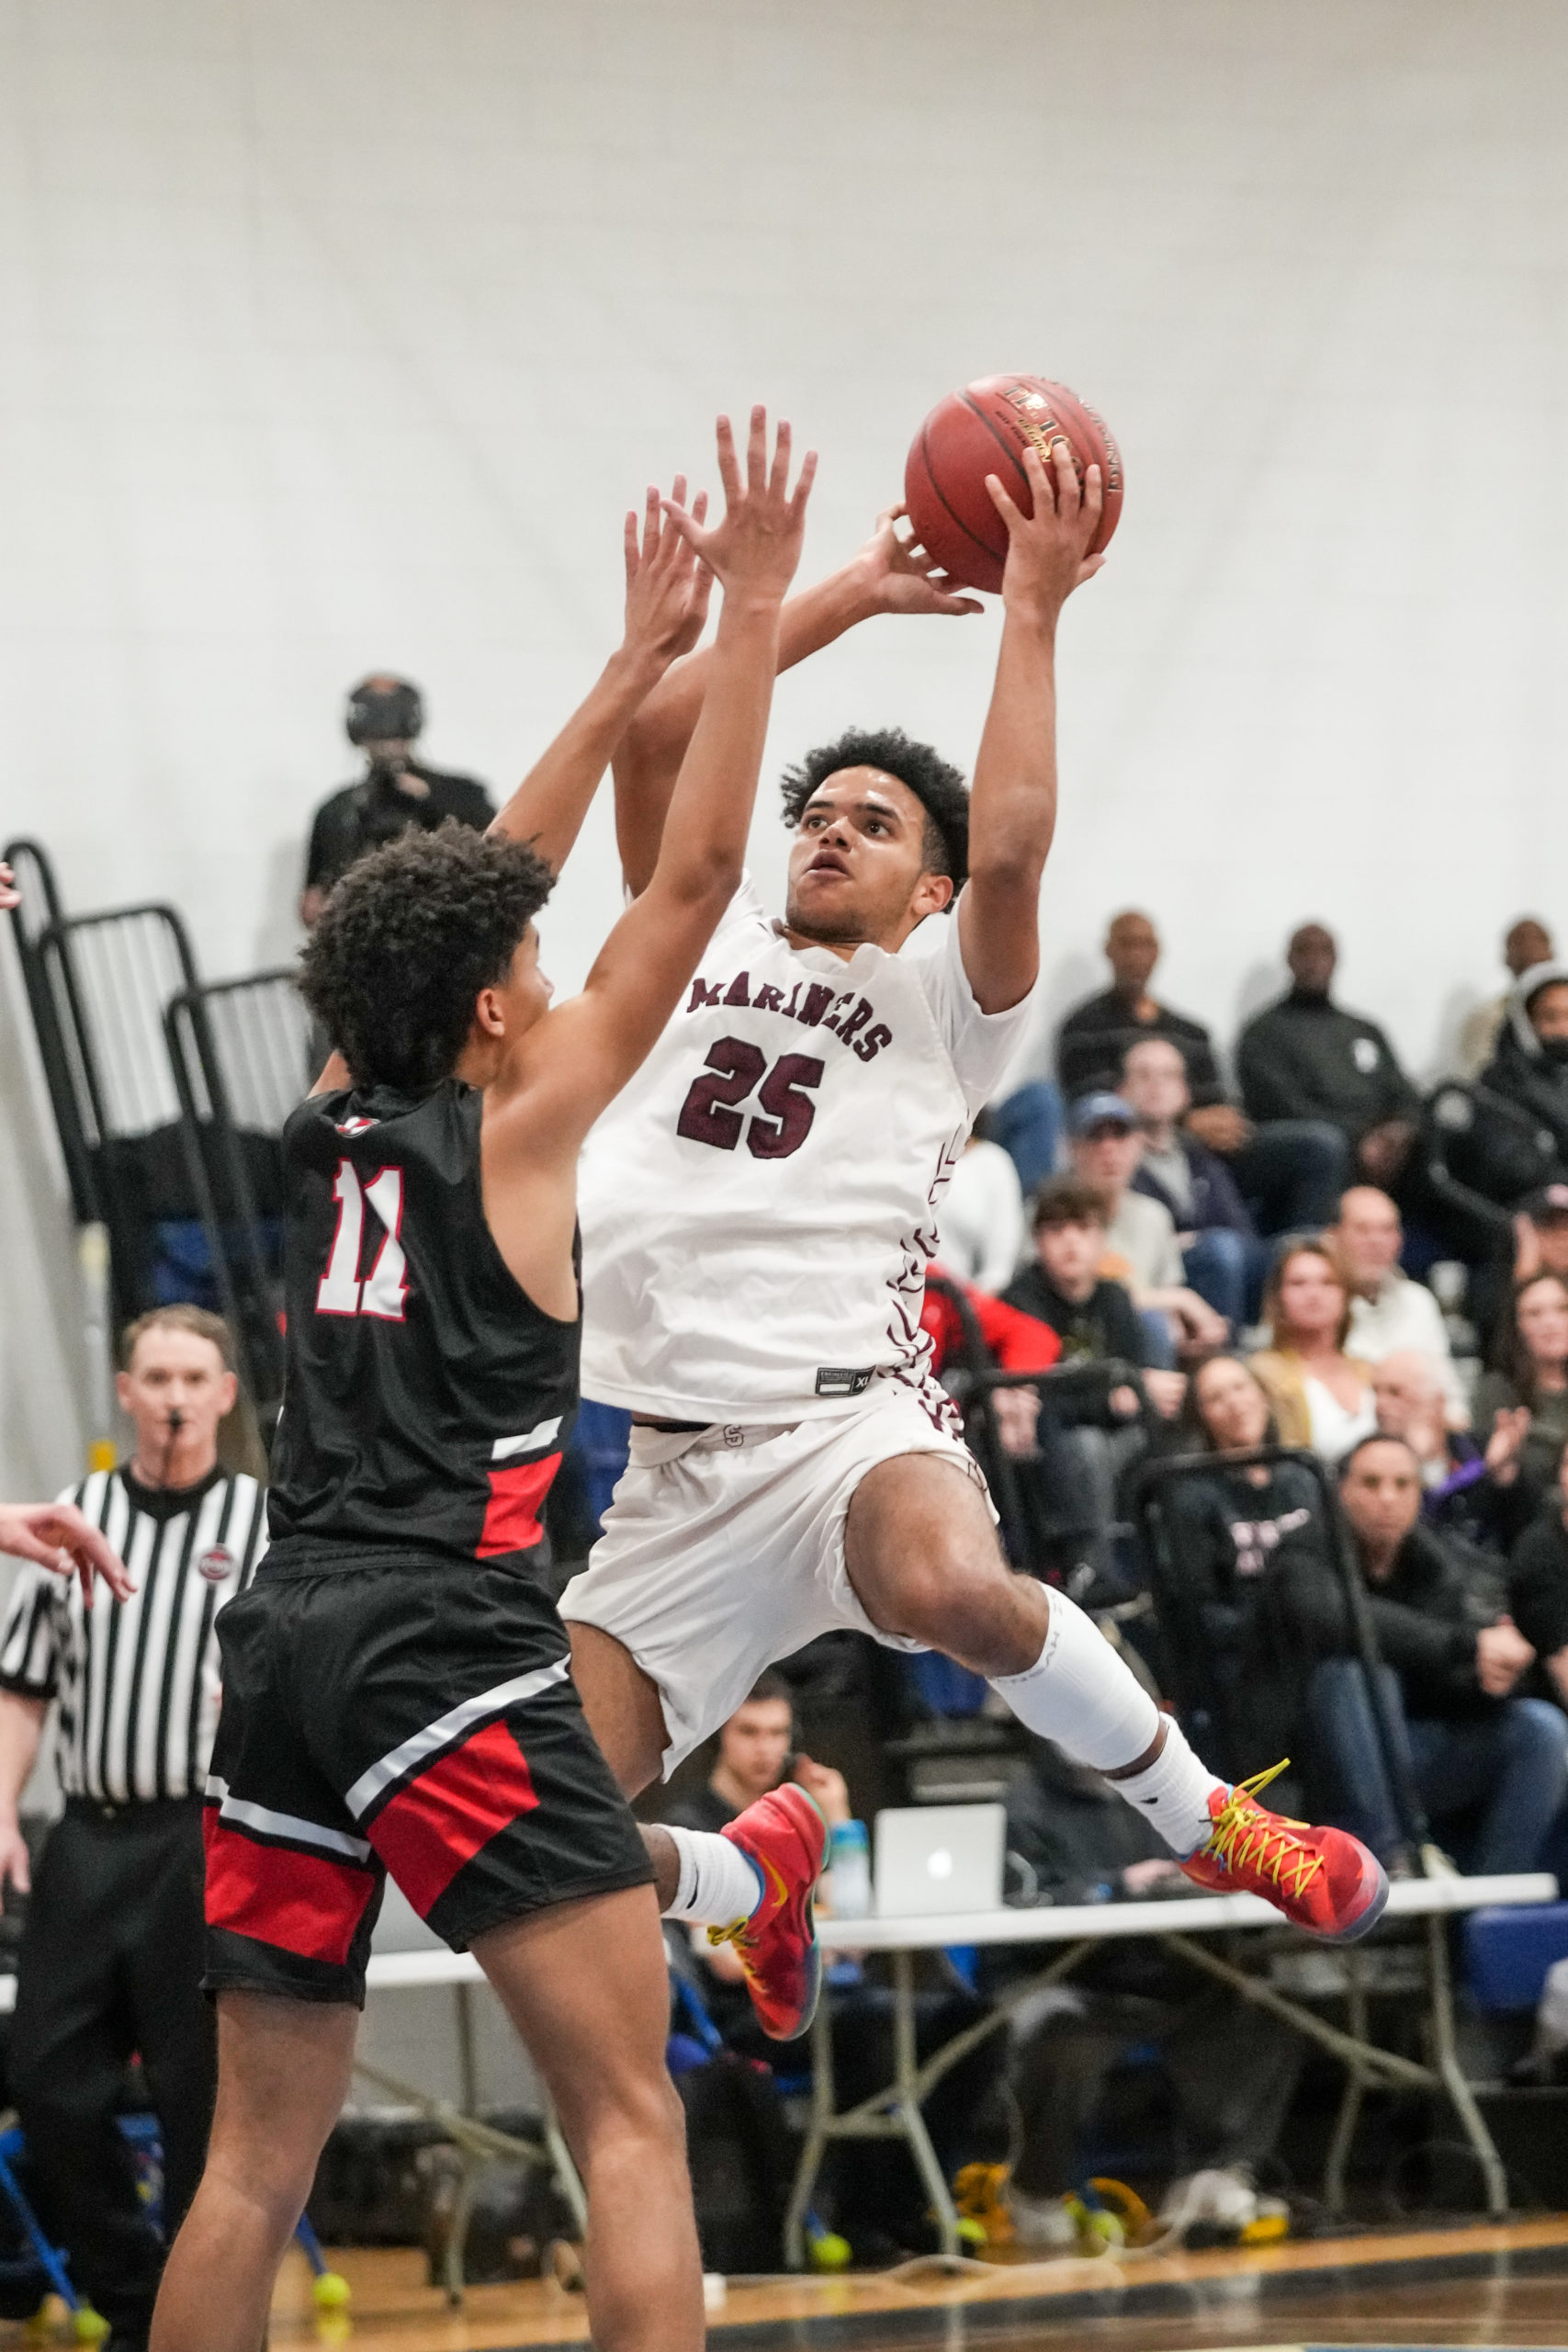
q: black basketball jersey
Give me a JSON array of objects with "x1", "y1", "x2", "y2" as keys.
[{"x1": 266, "y1": 1080, "x2": 579, "y2": 1570}]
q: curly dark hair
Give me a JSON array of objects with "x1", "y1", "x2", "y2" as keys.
[
  {"x1": 299, "y1": 822, "x2": 554, "y2": 1091},
  {"x1": 779, "y1": 726, "x2": 968, "y2": 902}
]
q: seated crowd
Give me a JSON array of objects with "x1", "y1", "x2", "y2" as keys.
[
  {"x1": 647, "y1": 906, "x2": 1568, "y2": 2256},
  {"x1": 919, "y1": 902, "x2": 1568, "y2": 1889}
]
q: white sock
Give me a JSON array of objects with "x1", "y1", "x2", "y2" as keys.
[
  {"x1": 989, "y1": 1589, "x2": 1223, "y2": 1858},
  {"x1": 1109, "y1": 1715, "x2": 1224, "y2": 1859},
  {"x1": 661, "y1": 1826, "x2": 763, "y2": 1925}
]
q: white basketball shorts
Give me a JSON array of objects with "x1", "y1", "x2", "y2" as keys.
[{"x1": 558, "y1": 1378, "x2": 989, "y2": 1776}]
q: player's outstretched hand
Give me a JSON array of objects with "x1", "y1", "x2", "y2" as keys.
[
  {"x1": 855, "y1": 504, "x2": 983, "y2": 619},
  {"x1": 661, "y1": 406, "x2": 816, "y2": 608},
  {"x1": 986, "y1": 438, "x2": 1106, "y2": 624},
  {"x1": 0, "y1": 862, "x2": 19, "y2": 912},
  {"x1": 0, "y1": 1500, "x2": 136, "y2": 1609},
  {"x1": 622, "y1": 474, "x2": 715, "y2": 673}
]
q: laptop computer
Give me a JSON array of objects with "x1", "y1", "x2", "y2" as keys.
[{"x1": 872, "y1": 1803, "x2": 1007, "y2": 1918}]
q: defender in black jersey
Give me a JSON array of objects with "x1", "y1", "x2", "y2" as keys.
[{"x1": 154, "y1": 413, "x2": 817, "y2": 2352}]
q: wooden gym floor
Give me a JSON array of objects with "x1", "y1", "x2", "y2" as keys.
[{"x1": 249, "y1": 2216, "x2": 1568, "y2": 2351}]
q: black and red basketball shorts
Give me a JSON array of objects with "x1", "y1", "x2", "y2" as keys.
[{"x1": 202, "y1": 1555, "x2": 653, "y2": 2005}]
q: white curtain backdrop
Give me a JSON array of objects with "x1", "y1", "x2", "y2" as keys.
[{"x1": 3, "y1": 0, "x2": 1566, "y2": 1496}]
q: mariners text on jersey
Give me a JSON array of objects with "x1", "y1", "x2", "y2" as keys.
[{"x1": 578, "y1": 877, "x2": 1035, "y2": 1424}]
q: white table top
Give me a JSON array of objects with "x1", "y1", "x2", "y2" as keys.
[{"x1": 361, "y1": 1871, "x2": 1559, "y2": 1991}]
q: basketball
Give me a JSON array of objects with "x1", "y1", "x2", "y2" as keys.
[{"x1": 904, "y1": 374, "x2": 1124, "y2": 594}]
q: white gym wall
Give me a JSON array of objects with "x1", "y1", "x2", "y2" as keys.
[{"x1": 3, "y1": 0, "x2": 1566, "y2": 1498}]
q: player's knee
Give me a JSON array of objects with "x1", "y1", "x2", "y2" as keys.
[
  {"x1": 572, "y1": 2060, "x2": 686, "y2": 2171},
  {"x1": 889, "y1": 1553, "x2": 1046, "y2": 1679}
]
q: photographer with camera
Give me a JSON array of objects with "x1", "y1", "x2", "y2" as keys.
[{"x1": 299, "y1": 673, "x2": 494, "y2": 927}]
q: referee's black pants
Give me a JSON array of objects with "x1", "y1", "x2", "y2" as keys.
[{"x1": 12, "y1": 1799, "x2": 215, "y2": 2344}]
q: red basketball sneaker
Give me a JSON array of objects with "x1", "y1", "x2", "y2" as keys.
[
  {"x1": 707, "y1": 1783, "x2": 828, "y2": 2041},
  {"x1": 1180, "y1": 1763, "x2": 1389, "y2": 1941}
]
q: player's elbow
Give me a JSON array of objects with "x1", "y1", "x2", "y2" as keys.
[
  {"x1": 966, "y1": 840, "x2": 1046, "y2": 898},
  {"x1": 664, "y1": 840, "x2": 746, "y2": 910}
]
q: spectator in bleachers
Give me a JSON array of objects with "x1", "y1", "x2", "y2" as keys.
[
  {"x1": 1164, "y1": 1354, "x2": 1325, "y2": 1791},
  {"x1": 999, "y1": 1182, "x2": 1179, "y2": 1585},
  {"x1": 1330, "y1": 1185, "x2": 1467, "y2": 1424},
  {"x1": 1473, "y1": 1273, "x2": 1568, "y2": 1512},
  {"x1": 1236, "y1": 924, "x2": 1422, "y2": 1193},
  {"x1": 1508, "y1": 1432, "x2": 1568, "y2": 1714},
  {"x1": 1066, "y1": 1094, "x2": 1227, "y2": 1362},
  {"x1": 1459, "y1": 917, "x2": 1555, "y2": 1080},
  {"x1": 1293, "y1": 1436, "x2": 1565, "y2": 1874},
  {"x1": 1479, "y1": 958, "x2": 1568, "y2": 1172},
  {"x1": 1516, "y1": 1185, "x2": 1568, "y2": 1286},
  {"x1": 299, "y1": 673, "x2": 494, "y2": 928},
  {"x1": 920, "y1": 1262, "x2": 1060, "y2": 1461},
  {"x1": 1055, "y1": 910, "x2": 1348, "y2": 1236},
  {"x1": 1000, "y1": 1736, "x2": 1303, "y2": 2247},
  {"x1": 936, "y1": 1115, "x2": 1027, "y2": 1293},
  {"x1": 1006, "y1": 1178, "x2": 1184, "y2": 1420},
  {"x1": 1249, "y1": 1239, "x2": 1376, "y2": 1460},
  {"x1": 1057, "y1": 910, "x2": 1224, "y2": 1103},
  {"x1": 1121, "y1": 1037, "x2": 1261, "y2": 1334},
  {"x1": 1371, "y1": 1351, "x2": 1531, "y2": 1554}
]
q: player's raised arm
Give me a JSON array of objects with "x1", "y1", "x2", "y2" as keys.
[
  {"x1": 485, "y1": 478, "x2": 715, "y2": 876},
  {"x1": 498, "y1": 406, "x2": 815, "y2": 1151},
  {"x1": 958, "y1": 442, "x2": 1106, "y2": 1015},
  {"x1": 614, "y1": 505, "x2": 981, "y2": 897}
]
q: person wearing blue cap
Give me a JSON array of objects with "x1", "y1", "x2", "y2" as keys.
[{"x1": 1066, "y1": 1093, "x2": 1228, "y2": 1362}]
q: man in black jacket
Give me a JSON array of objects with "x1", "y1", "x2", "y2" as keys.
[
  {"x1": 1287, "y1": 1436, "x2": 1566, "y2": 1871},
  {"x1": 1236, "y1": 925, "x2": 1421, "y2": 1193},
  {"x1": 1481, "y1": 962, "x2": 1568, "y2": 1177},
  {"x1": 1055, "y1": 911, "x2": 1348, "y2": 1232}
]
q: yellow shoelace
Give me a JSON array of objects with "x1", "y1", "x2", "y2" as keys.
[
  {"x1": 707, "y1": 1916, "x2": 755, "y2": 1955},
  {"x1": 1200, "y1": 1761, "x2": 1325, "y2": 1901}
]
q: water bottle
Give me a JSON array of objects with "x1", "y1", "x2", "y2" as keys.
[{"x1": 828, "y1": 1819, "x2": 873, "y2": 1919}]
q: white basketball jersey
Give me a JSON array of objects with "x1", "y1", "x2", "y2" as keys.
[{"x1": 579, "y1": 879, "x2": 1034, "y2": 1421}]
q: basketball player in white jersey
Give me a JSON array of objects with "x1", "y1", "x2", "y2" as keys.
[{"x1": 564, "y1": 441, "x2": 1387, "y2": 2042}]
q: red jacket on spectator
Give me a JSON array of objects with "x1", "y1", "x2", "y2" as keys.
[{"x1": 922, "y1": 1263, "x2": 1062, "y2": 1379}]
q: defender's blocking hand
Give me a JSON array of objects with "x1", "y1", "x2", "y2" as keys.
[
  {"x1": 622, "y1": 475, "x2": 715, "y2": 673},
  {"x1": 661, "y1": 407, "x2": 817, "y2": 607}
]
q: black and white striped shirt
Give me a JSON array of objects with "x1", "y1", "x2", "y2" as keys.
[{"x1": 0, "y1": 1467, "x2": 267, "y2": 1804}]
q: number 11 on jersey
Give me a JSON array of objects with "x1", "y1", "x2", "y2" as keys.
[{"x1": 317, "y1": 1161, "x2": 409, "y2": 1320}]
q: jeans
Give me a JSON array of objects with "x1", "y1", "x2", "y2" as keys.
[
  {"x1": 1229, "y1": 1120, "x2": 1351, "y2": 1237},
  {"x1": 1305, "y1": 1657, "x2": 1568, "y2": 1873},
  {"x1": 991, "y1": 1080, "x2": 1064, "y2": 1196},
  {"x1": 1139, "y1": 1307, "x2": 1178, "y2": 1369},
  {"x1": 1181, "y1": 1226, "x2": 1269, "y2": 1333}
]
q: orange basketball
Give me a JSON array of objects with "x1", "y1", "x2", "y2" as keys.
[{"x1": 904, "y1": 374, "x2": 1123, "y2": 594}]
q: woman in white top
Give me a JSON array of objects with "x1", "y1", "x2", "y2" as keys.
[
  {"x1": 937, "y1": 1131, "x2": 1027, "y2": 1294},
  {"x1": 1248, "y1": 1240, "x2": 1376, "y2": 1461}
]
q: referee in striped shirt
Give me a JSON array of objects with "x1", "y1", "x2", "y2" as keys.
[{"x1": 0, "y1": 1305, "x2": 265, "y2": 2352}]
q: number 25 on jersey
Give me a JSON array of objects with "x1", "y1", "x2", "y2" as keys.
[{"x1": 317, "y1": 1161, "x2": 409, "y2": 1320}]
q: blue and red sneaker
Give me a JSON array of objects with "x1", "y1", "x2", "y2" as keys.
[
  {"x1": 707, "y1": 1783, "x2": 828, "y2": 2040},
  {"x1": 1180, "y1": 1763, "x2": 1389, "y2": 1941}
]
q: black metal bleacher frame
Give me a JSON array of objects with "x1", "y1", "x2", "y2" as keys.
[
  {"x1": 1134, "y1": 1444, "x2": 1432, "y2": 1854},
  {"x1": 164, "y1": 968, "x2": 315, "y2": 1426},
  {"x1": 5, "y1": 838, "x2": 209, "y2": 1337},
  {"x1": 2, "y1": 838, "x2": 97, "y2": 1228}
]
